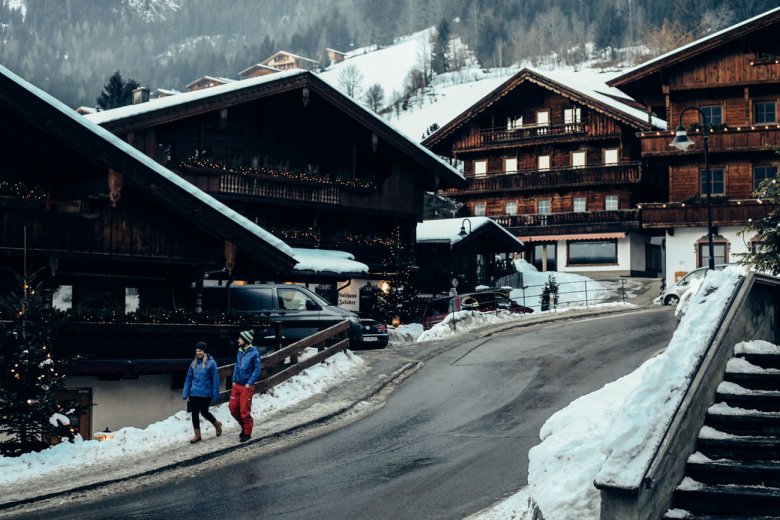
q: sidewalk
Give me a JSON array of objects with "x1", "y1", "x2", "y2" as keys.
[{"x1": 0, "y1": 300, "x2": 660, "y2": 511}]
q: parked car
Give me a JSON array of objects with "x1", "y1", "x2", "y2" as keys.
[
  {"x1": 422, "y1": 289, "x2": 534, "y2": 330},
  {"x1": 657, "y1": 264, "x2": 732, "y2": 305},
  {"x1": 193, "y1": 284, "x2": 388, "y2": 349}
]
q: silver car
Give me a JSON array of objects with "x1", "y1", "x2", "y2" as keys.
[{"x1": 658, "y1": 264, "x2": 731, "y2": 305}]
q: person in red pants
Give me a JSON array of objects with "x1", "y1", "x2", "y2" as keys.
[{"x1": 229, "y1": 330, "x2": 261, "y2": 442}]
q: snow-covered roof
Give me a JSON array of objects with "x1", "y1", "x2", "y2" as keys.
[
  {"x1": 0, "y1": 64, "x2": 295, "y2": 260},
  {"x1": 238, "y1": 63, "x2": 282, "y2": 76},
  {"x1": 263, "y1": 50, "x2": 320, "y2": 65},
  {"x1": 417, "y1": 217, "x2": 523, "y2": 247},
  {"x1": 183, "y1": 75, "x2": 236, "y2": 89},
  {"x1": 291, "y1": 248, "x2": 368, "y2": 275}
]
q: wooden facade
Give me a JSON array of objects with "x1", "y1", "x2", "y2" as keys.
[
  {"x1": 424, "y1": 68, "x2": 666, "y2": 274},
  {"x1": 609, "y1": 7, "x2": 780, "y2": 278},
  {"x1": 261, "y1": 51, "x2": 320, "y2": 72},
  {"x1": 87, "y1": 70, "x2": 465, "y2": 276}
]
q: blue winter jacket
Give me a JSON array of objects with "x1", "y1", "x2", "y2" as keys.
[
  {"x1": 232, "y1": 345, "x2": 261, "y2": 386},
  {"x1": 182, "y1": 356, "x2": 219, "y2": 401}
]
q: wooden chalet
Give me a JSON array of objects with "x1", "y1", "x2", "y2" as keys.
[
  {"x1": 608, "y1": 7, "x2": 780, "y2": 286},
  {"x1": 238, "y1": 63, "x2": 281, "y2": 80},
  {"x1": 85, "y1": 69, "x2": 465, "y2": 299},
  {"x1": 0, "y1": 64, "x2": 300, "y2": 435},
  {"x1": 423, "y1": 68, "x2": 667, "y2": 277},
  {"x1": 261, "y1": 51, "x2": 320, "y2": 72},
  {"x1": 325, "y1": 48, "x2": 347, "y2": 66},
  {"x1": 184, "y1": 75, "x2": 235, "y2": 92}
]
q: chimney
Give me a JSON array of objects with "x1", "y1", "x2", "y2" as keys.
[{"x1": 132, "y1": 87, "x2": 150, "y2": 104}]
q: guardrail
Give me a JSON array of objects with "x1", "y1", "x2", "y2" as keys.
[
  {"x1": 511, "y1": 279, "x2": 628, "y2": 311},
  {"x1": 216, "y1": 320, "x2": 350, "y2": 401}
]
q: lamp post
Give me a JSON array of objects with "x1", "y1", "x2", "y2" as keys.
[
  {"x1": 458, "y1": 218, "x2": 472, "y2": 238},
  {"x1": 669, "y1": 106, "x2": 715, "y2": 271}
]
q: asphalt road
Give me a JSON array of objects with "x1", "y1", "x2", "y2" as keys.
[{"x1": 10, "y1": 307, "x2": 676, "y2": 520}]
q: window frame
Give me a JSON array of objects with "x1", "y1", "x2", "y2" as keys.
[
  {"x1": 572, "y1": 150, "x2": 587, "y2": 168},
  {"x1": 536, "y1": 110, "x2": 550, "y2": 127},
  {"x1": 474, "y1": 160, "x2": 487, "y2": 178},
  {"x1": 700, "y1": 167, "x2": 725, "y2": 196},
  {"x1": 538, "y1": 155, "x2": 551, "y2": 171},
  {"x1": 754, "y1": 101, "x2": 777, "y2": 124},
  {"x1": 753, "y1": 165, "x2": 777, "y2": 191},
  {"x1": 697, "y1": 240, "x2": 728, "y2": 268},
  {"x1": 700, "y1": 105, "x2": 723, "y2": 127},
  {"x1": 605, "y1": 195, "x2": 619, "y2": 211},
  {"x1": 564, "y1": 107, "x2": 581, "y2": 124},
  {"x1": 573, "y1": 197, "x2": 587, "y2": 212},
  {"x1": 505, "y1": 157, "x2": 518, "y2": 174},
  {"x1": 603, "y1": 148, "x2": 619, "y2": 165},
  {"x1": 474, "y1": 203, "x2": 486, "y2": 216},
  {"x1": 505, "y1": 200, "x2": 517, "y2": 215},
  {"x1": 567, "y1": 239, "x2": 618, "y2": 266},
  {"x1": 537, "y1": 199, "x2": 551, "y2": 215}
]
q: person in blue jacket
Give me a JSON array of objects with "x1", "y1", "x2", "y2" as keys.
[
  {"x1": 182, "y1": 341, "x2": 221, "y2": 443},
  {"x1": 230, "y1": 330, "x2": 261, "y2": 442}
]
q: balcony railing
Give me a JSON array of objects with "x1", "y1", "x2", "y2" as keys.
[
  {"x1": 640, "y1": 125, "x2": 780, "y2": 155},
  {"x1": 444, "y1": 162, "x2": 642, "y2": 195},
  {"x1": 219, "y1": 172, "x2": 341, "y2": 205},
  {"x1": 640, "y1": 200, "x2": 773, "y2": 228},
  {"x1": 494, "y1": 209, "x2": 639, "y2": 229},
  {"x1": 454, "y1": 122, "x2": 588, "y2": 151}
]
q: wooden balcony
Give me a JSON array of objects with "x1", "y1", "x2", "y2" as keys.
[
  {"x1": 494, "y1": 209, "x2": 640, "y2": 235},
  {"x1": 454, "y1": 122, "x2": 588, "y2": 152},
  {"x1": 640, "y1": 200, "x2": 773, "y2": 229},
  {"x1": 218, "y1": 172, "x2": 341, "y2": 205},
  {"x1": 640, "y1": 125, "x2": 780, "y2": 156},
  {"x1": 445, "y1": 162, "x2": 643, "y2": 196}
]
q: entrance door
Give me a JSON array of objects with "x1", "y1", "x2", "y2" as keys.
[{"x1": 532, "y1": 243, "x2": 557, "y2": 271}]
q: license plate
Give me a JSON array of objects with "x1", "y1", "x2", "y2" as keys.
[{"x1": 363, "y1": 337, "x2": 379, "y2": 342}]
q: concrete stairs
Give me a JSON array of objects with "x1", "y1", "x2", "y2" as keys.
[{"x1": 663, "y1": 350, "x2": 780, "y2": 519}]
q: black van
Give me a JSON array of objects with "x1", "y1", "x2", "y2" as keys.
[{"x1": 195, "y1": 284, "x2": 388, "y2": 349}]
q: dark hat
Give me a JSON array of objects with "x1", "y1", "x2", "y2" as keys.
[
  {"x1": 195, "y1": 341, "x2": 208, "y2": 352},
  {"x1": 239, "y1": 330, "x2": 253, "y2": 344}
]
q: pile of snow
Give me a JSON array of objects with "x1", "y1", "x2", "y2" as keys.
[
  {"x1": 522, "y1": 265, "x2": 746, "y2": 519},
  {"x1": 0, "y1": 350, "x2": 364, "y2": 487},
  {"x1": 417, "y1": 308, "x2": 530, "y2": 342},
  {"x1": 509, "y1": 265, "x2": 609, "y2": 310}
]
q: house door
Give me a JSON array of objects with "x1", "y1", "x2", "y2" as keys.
[{"x1": 531, "y1": 243, "x2": 557, "y2": 272}]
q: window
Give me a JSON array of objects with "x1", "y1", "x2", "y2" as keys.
[
  {"x1": 573, "y1": 197, "x2": 587, "y2": 212},
  {"x1": 505, "y1": 158, "x2": 518, "y2": 173},
  {"x1": 603, "y1": 149, "x2": 619, "y2": 165},
  {"x1": 754, "y1": 165, "x2": 777, "y2": 191},
  {"x1": 538, "y1": 155, "x2": 550, "y2": 171},
  {"x1": 474, "y1": 203, "x2": 486, "y2": 216},
  {"x1": 698, "y1": 242, "x2": 727, "y2": 268},
  {"x1": 52, "y1": 285, "x2": 73, "y2": 311},
  {"x1": 700, "y1": 105, "x2": 723, "y2": 127},
  {"x1": 568, "y1": 240, "x2": 618, "y2": 265},
  {"x1": 700, "y1": 168, "x2": 725, "y2": 196},
  {"x1": 536, "y1": 111, "x2": 549, "y2": 126},
  {"x1": 564, "y1": 108, "x2": 581, "y2": 124},
  {"x1": 605, "y1": 195, "x2": 619, "y2": 211},
  {"x1": 507, "y1": 116, "x2": 523, "y2": 130},
  {"x1": 278, "y1": 288, "x2": 309, "y2": 310},
  {"x1": 125, "y1": 287, "x2": 140, "y2": 314},
  {"x1": 230, "y1": 287, "x2": 274, "y2": 311},
  {"x1": 572, "y1": 151, "x2": 586, "y2": 168},
  {"x1": 537, "y1": 199, "x2": 551, "y2": 214},
  {"x1": 474, "y1": 160, "x2": 487, "y2": 177},
  {"x1": 754, "y1": 101, "x2": 776, "y2": 124},
  {"x1": 505, "y1": 201, "x2": 517, "y2": 215}
]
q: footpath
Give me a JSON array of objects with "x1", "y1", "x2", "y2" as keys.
[{"x1": 1, "y1": 280, "x2": 664, "y2": 512}]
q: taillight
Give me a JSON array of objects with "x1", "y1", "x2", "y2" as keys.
[{"x1": 377, "y1": 323, "x2": 387, "y2": 332}]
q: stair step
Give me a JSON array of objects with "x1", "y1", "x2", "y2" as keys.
[
  {"x1": 697, "y1": 436, "x2": 780, "y2": 461},
  {"x1": 673, "y1": 481, "x2": 780, "y2": 515},
  {"x1": 716, "y1": 391, "x2": 780, "y2": 412},
  {"x1": 737, "y1": 353, "x2": 780, "y2": 370},
  {"x1": 687, "y1": 459, "x2": 780, "y2": 487},
  {"x1": 706, "y1": 409, "x2": 780, "y2": 436},
  {"x1": 724, "y1": 372, "x2": 780, "y2": 391}
]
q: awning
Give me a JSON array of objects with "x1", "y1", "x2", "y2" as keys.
[{"x1": 519, "y1": 232, "x2": 627, "y2": 242}]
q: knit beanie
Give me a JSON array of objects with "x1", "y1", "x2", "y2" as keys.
[
  {"x1": 195, "y1": 341, "x2": 208, "y2": 352},
  {"x1": 239, "y1": 330, "x2": 253, "y2": 344}
]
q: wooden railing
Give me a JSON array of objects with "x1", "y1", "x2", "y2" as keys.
[
  {"x1": 640, "y1": 126, "x2": 780, "y2": 155},
  {"x1": 453, "y1": 122, "x2": 589, "y2": 151},
  {"x1": 219, "y1": 172, "x2": 341, "y2": 205},
  {"x1": 640, "y1": 200, "x2": 773, "y2": 228},
  {"x1": 444, "y1": 162, "x2": 642, "y2": 195},
  {"x1": 494, "y1": 209, "x2": 640, "y2": 228},
  {"x1": 217, "y1": 320, "x2": 351, "y2": 400}
]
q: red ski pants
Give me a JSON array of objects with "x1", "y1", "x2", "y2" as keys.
[{"x1": 229, "y1": 384, "x2": 254, "y2": 435}]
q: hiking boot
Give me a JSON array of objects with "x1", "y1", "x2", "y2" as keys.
[
  {"x1": 214, "y1": 421, "x2": 222, "y2": 437},
  {"x1": 239, "y1": 433, "x2": 250, "y2": 442},
  {"x1": 190, "y1": 429, "x2": 202, "y2": 444}
]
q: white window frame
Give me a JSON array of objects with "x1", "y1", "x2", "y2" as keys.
[
  {"x1": 572, "y1": 151, "x2": 586, "y2": 168},
  {"x1": 537, "y1": 199, "x2": 551, "y2": 214},
  {"x1": 474, "y1": 160, "x2": 487, "y2": 177},
  {"x1": 536, "y1": 110, "x2": 550, "y2": 126},
  {"x1": 604, "y1": 148, "x2": 619, "y2": 165},
  {"x1": 538, "y1": 155, "x2": 551, "y2": 171},
  {"x1": 505, "y1": 201, "x2": 517, "y2": 215},
  {"x1": 564, "y1": 108, "x2": 581, "y2": 124},
  {"x1": 505, "y1": 157, "x2": 517, "y2": 173},
  {"x1": 573, "y1": 197, "x2": 587, "y2": 212},
  {"x1": 507, "y1": 116, "x2": 523, "y2": 130},
  {"x1": 474, "y1": 203, "x2": 486, "y2": 216},
  {"x1": 605, "y1": 195, "x2": 619, "y2": 211}
]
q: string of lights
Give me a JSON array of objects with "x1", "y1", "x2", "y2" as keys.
[{"x1": 0, "y1": 181, "x2": 46, "y2": 200}]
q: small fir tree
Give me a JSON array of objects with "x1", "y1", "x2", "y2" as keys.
[
  {"x1": 740, "y1": 177, "x2": 780, "y2": 275},
  {"x1": 540, "y1": 274, "x2": 559, "y2": 311},
  {"x1": 375, "y1": 227, "x2": 424, "y2": 324},
  {"x1": 0, "y1": 268, "x2": 74, "y2": 456},
  {"x1": 96, "y1": 70, "x2": 140, "y2": 111}
]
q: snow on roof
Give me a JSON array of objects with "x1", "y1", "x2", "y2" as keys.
[
  {"x1": 618, "y1": 7, "x2": 780, "y2": 79},
  {"x1": 264, "y1": 50, "x2": 320, "y2": 64},
  {"x1": 238, "y1": 63, "x2": 282, "y2": 75},
  {"x1": 0, "y1": 64, "x2": 294, "y2": 258},
  {"x1": 526, "y1": 67, "x2": 667, "y2": 130},
  {"x1": 416, "y1": 217, "x2": 522, "y2": 247},
  {"x1": 291, "y1": 248, "x2": 368, "y2": 274}
]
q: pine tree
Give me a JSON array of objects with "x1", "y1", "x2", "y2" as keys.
[
  {"x1": 375, "y1": 227, "x2": 424, "y2": 324},
  {"x1": 0, "y1": 267, "x2": 74, "y2": 456},
  {"x1": 740, "y1": 177, "x2": 780, "y2": 275},
  {"x1": 96, "y1": 70, "x2": 140, "y2": 110}
]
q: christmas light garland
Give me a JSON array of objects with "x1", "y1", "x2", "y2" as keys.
[{"x1": 0, "y1": 181, "x2": 46, "y2": 200}]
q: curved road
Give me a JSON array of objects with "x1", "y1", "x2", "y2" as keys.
[{"x1": 12, "y1": 308, "x2": 676, "y2": 520}]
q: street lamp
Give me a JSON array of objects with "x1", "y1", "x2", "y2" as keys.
[
  {"x1": 669, "y1": 106, "x2": 715, "y2": 271},
  {"x1": 458, "y1": 218, "x2": 472, "y2": 238}
]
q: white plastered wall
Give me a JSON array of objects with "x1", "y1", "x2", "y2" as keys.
[
  {"x1": 664, "y1": 225, "x2": 750, "y2": 288},
  {"x1": 558, "y1": 234, "x2": 641, "y2": 275}
]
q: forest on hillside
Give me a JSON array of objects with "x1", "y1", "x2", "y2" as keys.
[{"x1": 0, "y1": 0, "x2": 776, "y2": 108}]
